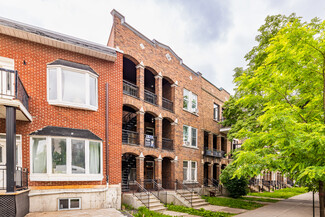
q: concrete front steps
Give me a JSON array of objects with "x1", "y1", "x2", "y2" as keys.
[
  {"x1": 177, "y1": 190, "x2": 209, "y2": 208},
  {"x1": 122, "y1": 193, "x2": 167, "y2": 212}
]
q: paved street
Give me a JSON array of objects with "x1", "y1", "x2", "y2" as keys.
[
  {"x1": 25, "y1": 208, "x2": 125, "y2": 217},
  {"x1": 236, "y1": 192, "x2": 319, "y2": 217}
]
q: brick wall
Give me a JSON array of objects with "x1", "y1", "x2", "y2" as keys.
[
  {"x1": 111, "y1": 13, "x2": 231, "y2": 183},
  {"x1": 0, "y1": 33, "x2": 122, "y2": 187}
]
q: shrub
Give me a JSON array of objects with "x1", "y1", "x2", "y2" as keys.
[
  {"x1": 166, "y1": 204, "x2": 234, "y2": 217},
  {"x1": 133, "y1": 207, "x2": 172, "y2": 217},
  {"x1": 220, "y1": 164, "x2": 248, "y2": 198}
]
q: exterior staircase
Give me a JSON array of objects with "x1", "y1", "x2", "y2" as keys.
[
  {"x1": 176, "y1": 190, "x2": 209, "y2": 208},
  {"x1": 134, "y1": 193, "x2": 167, "y2": 212}
]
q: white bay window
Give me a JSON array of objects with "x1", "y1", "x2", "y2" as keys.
[
  {"x1": 30, "y1": 136, "x2": 102, "y2": 181},
  {"x1": 47, "y1": 65, "x2": 98, "y2": 110}
]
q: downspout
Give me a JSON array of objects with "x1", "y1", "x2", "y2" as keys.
[{"x1": 105, "y1": 83, "x2": 109, "y2": 184}]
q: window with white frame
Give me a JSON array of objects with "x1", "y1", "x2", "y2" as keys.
[
  {"x1": 47, "y1": 65, "x2": 98, "y2": 110},
  {"x1": 30, "y1": 136, "x2": 102, "y2": 181},
  {"x1": 183, "y1": 89, "x2": 198, "y2": 114},
  {"x1": 183, "y1": 125, "x2": 197, "y2": 148},
  {"x1": 214, "y1": 103, "x2": 220, "y2": 121},
  {"x1": 183, "y1": 160, "x2": 197, "y2": 182},
  {"x1": 0, "y1": 134, "x2": 22, "y2": 167}
]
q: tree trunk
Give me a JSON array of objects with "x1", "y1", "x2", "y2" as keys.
[{"x1": 319, "y1": 181, "x2": 324, "y2": 217}]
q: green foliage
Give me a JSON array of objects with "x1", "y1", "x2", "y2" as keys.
[
  {"x1": 133, "y1": 207, "x2": 171, "y2": 217},
  {"x1": 122, "y1": 203, "x2": 136, "y2": 211},
  {"x1": 223, "y1": 13, "x2": 325, "y2": 193},
  {"x1": 202, "y1": 196, "x2": 263, "y2": 210},
  {"x1": 248, "y1": 187, "x2": 308, "y2": 199},
  {"x1": 240, "y1": 196, "x2": 279, "y2": 203},
  {"x1": 166, "y1": 204, "x2": 234, "y2": 217},
  {"x1": 220, "y1": 164, "x2": 248, "y2": 198}
]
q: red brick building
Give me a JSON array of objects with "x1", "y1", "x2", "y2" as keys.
[
  {"x1": 108, "y1": 10, "x2": 232, "y2": 192},
  {"x1": 0, "y1": 17, "x2": 122, "y2": 215}
]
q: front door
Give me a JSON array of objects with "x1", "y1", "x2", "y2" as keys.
[{"x1": 144, "y1": 160, "x2": 154, "y2": 189}]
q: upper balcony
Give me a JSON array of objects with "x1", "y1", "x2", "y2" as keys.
[
  {"x1": 0, "y1": 68, "x2": 32, "y2": 121},
  {"x1": 122, "y1": 56, "x2": 174, "y2": 113}
]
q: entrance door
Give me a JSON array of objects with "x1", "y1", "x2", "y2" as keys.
[
  {"x1": 144, "y1": 160, "x2": 154, "y2": 189},
  {"x1": 204, "y1": 163, "x2": 209, "y2": 186}
]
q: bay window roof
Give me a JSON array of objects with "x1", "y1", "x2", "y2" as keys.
[
  {"x1": 48, "y1": 59, "x2": 98, "y2": 76},
  {"x1": 30, "y1": 126, "x2": 102, "y2": 141}
]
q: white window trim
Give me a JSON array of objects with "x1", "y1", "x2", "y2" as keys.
[
  {"x1": 183, "y1": 88, "x2": 198, "y2": 114},
  {"x1": 58, "y1": 198, "x2": 81, "y2": 210},
  {"x1": 183, "y1": 125, "x2": 197, "y2": 148},
  {"x1": 183, "y1": 160, "x2": 197, "y2": 182},
  {"x1": 214, "y1": 103, "x2": 220, "y2": 121},
  {"x1": 30, "y1": 135, "x2": 103, "y2": 181},
  {"x1": 47, "y1": 65, "x2": 98, "y2": 111},
  {"x1": 0, "y1": 133, "x2": 22, "y2": 167}
]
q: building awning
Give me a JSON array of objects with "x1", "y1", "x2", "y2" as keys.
[{"x1": 30, "y1": 126, "x2": 102, "y2": 141}]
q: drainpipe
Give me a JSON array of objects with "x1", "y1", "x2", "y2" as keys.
[{"x1": 105, "y1": 83, "x2": 109, "y2": 184}]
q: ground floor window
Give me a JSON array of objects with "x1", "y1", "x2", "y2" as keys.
[
  {"x1": 183, "y1": 160, "x2": 197, "y2": 182},
  {"x1": 30, "y1": 136, "x2": 102, "y2": 181}
]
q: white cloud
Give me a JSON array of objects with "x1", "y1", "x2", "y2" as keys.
[{"x1": 1, "y1": 0, "x2": 325, "y2": 94}]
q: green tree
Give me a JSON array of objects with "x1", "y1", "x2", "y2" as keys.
[
  {"x1": 220, "y1": 164, "x2": 248, "y2": 198},
  {"x1": 224, "y1": 15, "x2": 325, "y2": 216}
]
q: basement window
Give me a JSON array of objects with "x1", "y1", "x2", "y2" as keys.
[
  {"x1": 58, "y1": 198, "x2": 81, "y2": 210},
  {"x1": 47, "y1": 60, "x2": 98, "y2": 111}
]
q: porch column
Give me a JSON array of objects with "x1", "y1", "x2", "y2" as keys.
[
  {"x1": 217, "y1": 135, "x2": 222, "y2": 151},
  {"x1": 208, "y1": 132, "x2": 213, "y2": 150},
  {"x1": 137, "y1": 108, "x2": 145, "y2": 146},
  {"x1": 6, "y1": 106, "x2": 16, "y2": 193},
  {"x1": 155, "y1": 115, "x2": 162, "y2": 149},
  {"x1": 217, "y1": 164, "x2": 222, "y2": 180},
  {"x1": 154, "y1": 156, "x2": 162, "y2": 183},
  {"x1": 136, "y1": 63, "x2": 145, "y2": 100},
  {"x1": 155, "y1": 72, "x2": 163, "y2": 107},
  {"x1": 136, "y1": 153, "x2": 145, "y2": 183},
  {"x1": 170, "y1": 82, "x2": 178, "y2": 112},
  {"x1": 171, "y1": 158, "x2": 178, "y2": 190},
  {"x1": 208, "y1": 163, "x2": 213, "y2": 182},
  {"x1": 170, "y1": 121, "x2": 177, "y2": 151}
]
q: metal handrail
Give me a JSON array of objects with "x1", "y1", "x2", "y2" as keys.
[
  {"x1": 162, "y1": 97, "x2": 173, "y2": 112},
  {"x1": 142, "y1": 179, "x2": 168, "y2": 204},
  {"x1": 123, "y1": 80, "x2": 139, "y2": 98},
  {"x1": 204, "y1": 147, "x2": 214, "y2": 156},
  {"x1": 130, "y1": 180, "x2": 151, "y2": 209},
  {"x1": 0, "y1": 166, "x2": 29, "y2": 191},
  {"x1": 176, "y1": 179, "x2": 193, "y2": 207},
  {"x1": 122, "y1": 130, "x2": 139, "y2": 145},
  {"x1": 162, "y1": 138, "x2": 174, "y2": 151},
  {"x1": 144, "y1": 89, "x2": 157, "y2": 105}
]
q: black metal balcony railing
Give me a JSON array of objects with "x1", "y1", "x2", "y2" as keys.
[
  {"x1": 0, "y1": 166, "x2": 29, "y2": 191},
  {"x1": 204, "y1": 147, "x2": 214, "y2": 157},
  {"x1": 123, "y1": 80, "x2": 139, "y2": 98},
  {"x1": 0, "y1": 68, "x2": 29, "y2": 111},
  {"x1": 122, "y1": 130, "x2": 139, "y2": 145},
  {"x1": 144, "y1": 89, "x2": 157, "y2": 105},
  {"x1": 162, "y1": 138, "x2": 174, "y2": 151},
  {"x1": 144, "y1": 134, "x2": 157, "y2": 148},
  {"x1": 162, "y1": 97, "x2": 173, "y2": 112}
]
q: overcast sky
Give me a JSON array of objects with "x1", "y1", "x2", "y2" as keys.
[{"x1": 1, "y1": 0, "x2": 325, "y2": 94}]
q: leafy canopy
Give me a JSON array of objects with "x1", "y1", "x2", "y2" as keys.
[{"x1": 224, "y1": 14, "x2": 325, "y2": 190}]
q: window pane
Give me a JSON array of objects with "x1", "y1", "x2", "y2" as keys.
[
  {"x1": 52, "y1": 138, "x2": 66, "y2": 174},
  {"x1": 62, "y1": 70, "x2": 85, "y2": 104},
  {"x1": 0, "y1": 146, "x2": 2, "y2": 163},
  {"x1": 191, "y1": 93, "x2": 197, "y2": 111},
  {"x1": 183, "y1": 161, "x2": 188, "y2": 181},
  {"x1": 15, "y1": 144, "x2": 18, "y2": 166},
  {"x1": 191, "y1": 128, "x2": 197, "y2": 147},
  {"x1": 191, "y1": 168, "x2": 196, "y2": 181},
  {"x1": 70, "y1": 199, "x2": 80, "y2": 209},
  {"x1": 89, "y1": 141, "x2": 100, "y2": 174},
  {"x1": 59, "y1": 199, "x2": 69, "y2": 210},
  {"x1": 89, "y1": 76, "x2": 97, "y2": 106},
  {"x1": 48, "y1": 68, "x2": 57, "y2": 100},
  {"x1": 183, "y1": 89, "x2": 189, "y2": 109},
  {"x1": 32, "y1": 138, "x2": 47, "y2": 173},
  {"x1": 183, "y1": 126, "x2": 189, "y2": 144},
  {"x1": 71, "y1": 139, "x2": 85, "y2": 174}
]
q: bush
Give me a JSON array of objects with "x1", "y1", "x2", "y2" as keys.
[
  {"x1": 133, "y1": 207, "x2": 172, "y2": 217},
  {"x1": 220, "y1": 164, "x2": 248, "y2": 198},
  {"x1": 166, "y1": 204, "x2": 234, "y2": 217}
]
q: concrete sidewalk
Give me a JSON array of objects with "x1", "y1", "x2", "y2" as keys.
[
  {"x1": 236, "y1": 192, "x2": 319, "y2": 217},
  {"x1": 25, "y1": 208, "x2": 126, "y2": 217}
]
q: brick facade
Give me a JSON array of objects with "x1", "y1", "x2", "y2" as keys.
[
  {"x1": 110, "y1": 10, "x2": 232, "y2": 186},
  {"x1": 0, "y1": 33, "x2": 122, "y2": 187}
]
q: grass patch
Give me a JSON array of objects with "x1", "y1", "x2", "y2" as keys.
[
  {"x1": 240, "y1": 196, "x2": 279, "y2": 203},
  {"x1": 248, "y1": 187, "x2": 308, "y2": 199},
  {"x1": 202, "y1": 196, "x2": 264, "y2": 210},
  {"x1": 166, "y1": 204, "x2": 235, "y2": 217},
  {"x1": 122, "y1": 203, "x2": 136, "y2": 210},
  {"x1": 133, "y1": 207, "x2": 172, "y2": 217}
]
